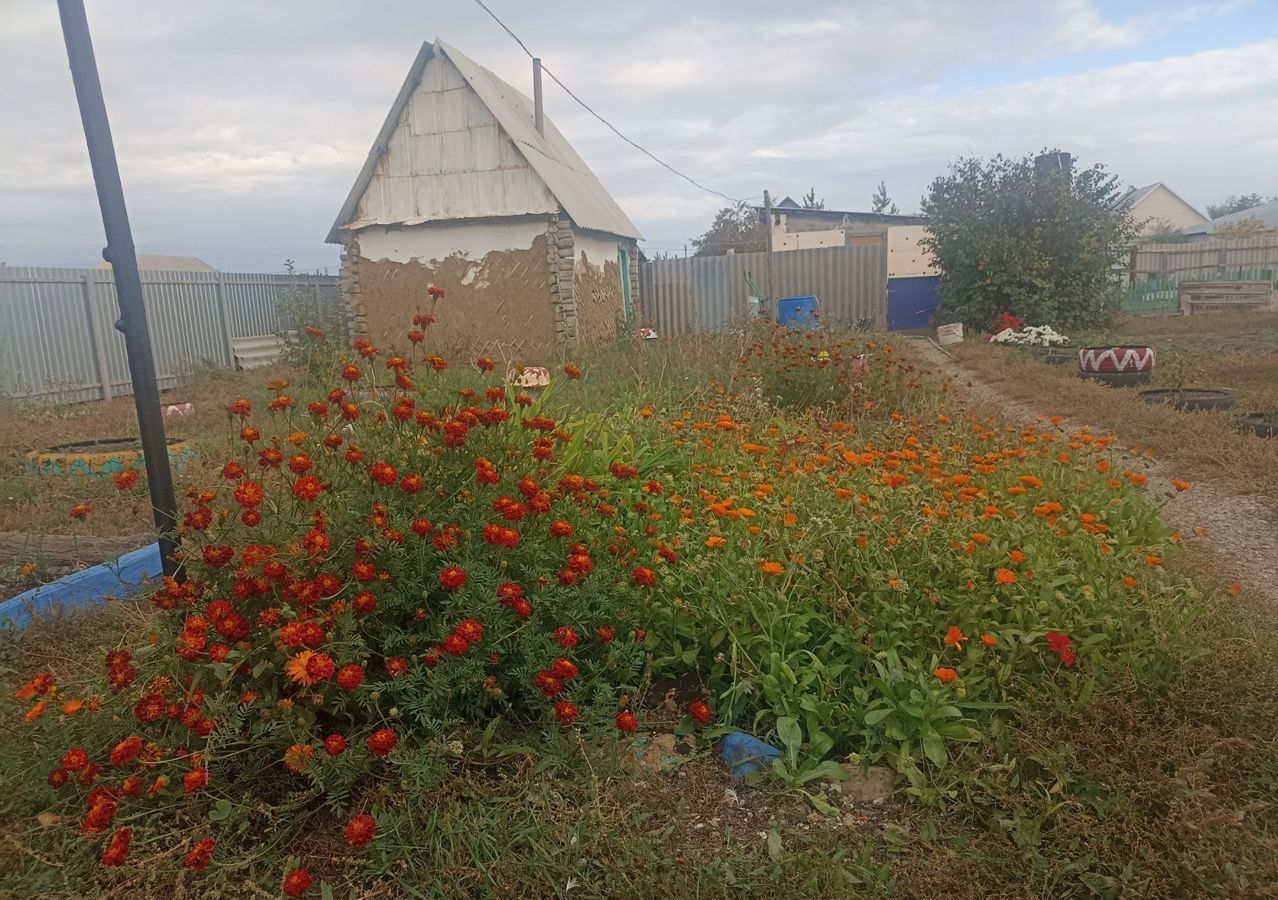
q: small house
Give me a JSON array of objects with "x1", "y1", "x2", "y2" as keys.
[
  {"x1": 757, "y1": 199, "x2": 926, "y2": 252},
  {"x1": 327, "y1": 39, "x2": 642, "y2": 352},
  {"x1": 1112, "y1": 183, "x2": 1207, "y2": 235},
  {"x1": 1182, "y1": 199, "x2": 1278, "y2": 238}
]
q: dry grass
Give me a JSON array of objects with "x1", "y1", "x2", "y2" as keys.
[
  {"x1": 0, "y1": 362, "x2": 295, "y2": 543},
  {"x1": 954, "y1": 312, "x2": 1278, "y2": 502}
]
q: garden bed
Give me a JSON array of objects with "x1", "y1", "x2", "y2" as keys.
[{"x1": 2, "y1": 321, "x2": 1275, "y2": 898}]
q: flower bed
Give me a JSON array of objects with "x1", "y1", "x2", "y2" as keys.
[{"x1": 7, "y1": 314, "x2": 1181, "y2": 893}]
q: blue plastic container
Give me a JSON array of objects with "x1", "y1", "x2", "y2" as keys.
[{"x1": 777, "y1": 295, "x2": 817, "y2": 328}]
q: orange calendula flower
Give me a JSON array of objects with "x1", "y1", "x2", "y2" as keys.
[
  {"x1": 1008, "y1": 549, "x2": 1026, "y2": 565},
  {"x1": 61, "y1": 699, "x2": 84, "y2": 715},
  {"x1": 981, "y1": 634, "x2": 997, "y2": 647},
  {"x1": 1228, "y1": 582, "x2": 1242, "y2": 595},
  {"x1": 285, "y1": 651, "x2": 319, "y2": 687},
  {"x1": 995, "y1": 568, "x2": 1017, "y2": 585},
  {"x1": 944, "y1": 626, "x2": 966, "y2": 649},
  {"x1": 705, "y1": 535, "x2": 726, "y2": 549},
  {"x1": 1171, "y1": 479, "x2": 1192, "y2": 492},
  {"x1": 1122, "y1": 576, "x2": 1138, "y2": 589},
  {"x1": 933, "y1": 667, "x2": 958, "y2": 683},
  {"x1": 24, "y1": 700, "x2": 48, "y2": 722},
  {"x1": 758, "y1": 560, "x2": 784, "y2": 576},
  {"x1": 1144, "y1": 555, "x2": 1163, "y2": 566}
]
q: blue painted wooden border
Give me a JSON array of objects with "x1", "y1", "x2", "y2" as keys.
[{"x1": 0, "y1": 543, "x2": 161, "y2": 630}]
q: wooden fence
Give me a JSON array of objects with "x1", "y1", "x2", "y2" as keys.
[{"x1": 1130, "y1": 236, "x2": 1278, "y2": 282}]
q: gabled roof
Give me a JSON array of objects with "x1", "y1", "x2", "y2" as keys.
[
  {"x1": 1112, "y1": 182, "x2": 1206, "y2": 221},
  {"x1": 327, "y1": 40, "x2": 640, "y2": 243},
  {"x1": 1184, "y1": 198, "x2": 1278, "y2": 235},
  {"x1": 97, "y1": 255, "x2": 216, "y2": 272}
]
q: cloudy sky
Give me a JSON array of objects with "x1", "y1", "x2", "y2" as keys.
[{"x1": 1, "y1": 0, "x2": 1276, "y2": 272}]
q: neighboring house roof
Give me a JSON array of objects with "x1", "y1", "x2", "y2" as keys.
[
  {"x1": 1183, "y1": 198, "x2": 1278, "y2": 236},
  {"x1": 775, "y1": 196, "x2": 801, "y2": 209},
  {"x1": 327, "y1": 39, "x2": 640, "y2": 244},
  {"x1": 96, "y1": 255, "x2": 217, "y2": 272},
  {"x1": 754, "y1": 205, "x2": 926, "y2": 226},
  {"x1": 1113, "y1": 182, "x2": 1207, "y2": 220}
]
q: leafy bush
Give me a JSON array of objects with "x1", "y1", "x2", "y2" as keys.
[{"x1": 921, "y1": 151, "x2": 1140, "y2": 330}]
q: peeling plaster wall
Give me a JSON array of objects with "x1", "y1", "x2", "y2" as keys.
[{"x1": 572, "y1": 231, "x2": 626, "y2": 343}]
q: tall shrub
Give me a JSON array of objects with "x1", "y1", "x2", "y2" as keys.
[{"x1": 921, "y1": 152, "x2": 1138, "y2": 329}]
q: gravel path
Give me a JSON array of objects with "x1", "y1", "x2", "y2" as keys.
[{"x1": 904, "y1": 337, "x2": 1278, "y2": 605}]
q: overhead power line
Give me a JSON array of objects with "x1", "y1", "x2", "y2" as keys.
[{"x1": 468, "y1": 0, "x2": 746, "y2": 205}]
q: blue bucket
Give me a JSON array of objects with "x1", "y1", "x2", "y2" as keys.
[{"x1": 777, "y1": 295, "x2": 817, "y2": 328}]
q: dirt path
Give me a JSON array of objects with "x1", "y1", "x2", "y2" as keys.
[{"x1": 904, "y1": 337, "x2": 1278, "y2": 605}]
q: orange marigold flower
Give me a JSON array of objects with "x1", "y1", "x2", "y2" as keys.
[
  {"x1": 995, "y1": 568, "x2": 1017, "y2": 585},
  {"x1": 283, "y1": 743, "x2": 314, "y2": 772},
  {"x1": 69, "y1": 503, "x2": 93, "y2": 521},
  {"x1": 933, "y1": 667, "x2": 958, "y2": 683},
  {"x1": 705, "y1": 535, "x2": 726, "y2": 549},
  {"x1": 113, "y1": 470, "x2": 139, "y2": 491},
  {"x1": 285, "y1": 651, "x2": 319, "y2": 687},
  {"x1": 1172, "y1": 479, "x2": 1192, "y2": 492},
  {"x1": 1018, "y1": 475, "x2": 1043, "y2": 488},
  {"x1": 758, "y1": 560, "x2": 784, "y2": 576}
]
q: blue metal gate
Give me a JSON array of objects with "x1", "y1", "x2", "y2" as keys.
[{"x1": 887, "y1": 275, "x2": 941, "y2": 331}]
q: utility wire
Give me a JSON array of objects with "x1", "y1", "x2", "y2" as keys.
[{"x1": 469, "y1": 0, "x2": 747, "y2": 205}]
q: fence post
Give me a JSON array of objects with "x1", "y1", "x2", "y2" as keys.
[
  {"x1": 213, "y1": 272, "x2": 234, "y2": 367},
  {"x1": 80, "y1": 273, "x2": 113, "y2": 401},
  {"x1": 312, "y1": 280, "x2": 322, "y2": 323}
]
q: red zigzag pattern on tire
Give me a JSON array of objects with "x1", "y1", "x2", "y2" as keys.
[{"x1": 1077, "y1": 347, "x2": 1155, "y2": 373}]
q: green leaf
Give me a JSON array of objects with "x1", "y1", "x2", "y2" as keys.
[
  {"x1": 776, "y1": 716, "x2": 803, "y2": 768},
  {"x1": 921, "y1": 731, "x2": 947, "y2": 766},
  {"x1": 864, "y1": 707, "x2": 893, "y2": 725},
  {"x1": 320, "y1": 882, "x2": 335, "y2": 900},
  {"x1": 767, "y1": 828, "x2": 783, "y2": 862},
  {"x1": 208, "y1": 799, "x2": 233, "y2": 822}
]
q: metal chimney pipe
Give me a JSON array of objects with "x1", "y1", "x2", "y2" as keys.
[{"x1": 533, "y1": 57, "x2": 544, "y2": 136}]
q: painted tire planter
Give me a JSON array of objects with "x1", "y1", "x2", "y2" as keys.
[
  {"x1": 1077, "y1": 346, "x2": 1155, "y2": 386},
  {"x1": 26, "y1": 437, "x2": 196, "y2": 479},
  {"x1": 1139, "y1": 389, "x2": 1234, "y2": 412},
  {"x1": 1237, "y1": 413, "x2": 1278, "y2": 438}
]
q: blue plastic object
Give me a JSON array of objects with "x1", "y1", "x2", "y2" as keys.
[
  {"x1": 720, "y1": 731, "x2": 782, "y2": 779},
  {"x1": 777, "y1": 295, "x2": 818, "y2": 328},
  {"x1": 0, "y1": 543, "x2": 161, "y2": 630}
]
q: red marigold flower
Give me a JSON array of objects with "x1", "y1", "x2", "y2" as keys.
[
  {"x1": 183, "y1": 767, "x2": 209, "y2": 794},
  {"x1": 184, "y1": 838, "x2": 216, "y2": 872},
  {"x1": 283, "y1": 867, "x2": 313, "y2": 897},
  {"x1": 399, "y1": 472, "x2": 424, "y2": 494},
  {"x1": 554, "y1": 701, "x2": 580, "y2": 727},
  {"x1": 369, "y1": 461, "x2": 397, "y2": 486},
  {"x1": 323, "y1": 733, "x2": 347, "y2": 756},
  {"x1": 551, "y1": 657, "x2": 579, "y2": 680},
  {"x1": 615, "y1": 710, "x2": 639, "y2": 733},
  {"x1": 595, "y1": 626, "x2": 616, "y2": 645},
  {"x1": 476, "y1": 356, "x2": 495, "y2": 372},
  {"x1": 336, "y1": 664, "x2": 364, "y2": 691},
  {"x1": 345, "y1": 813, "x2": 377, "y2": 848},
  {"x1": 631, "y1": 566, "x2": 655, "y2": 586},
  {"x1": 367, "y1": 727, "x2": 397, "y2": 757},
  {"x1": 61, "y1": 747, "x2": 90, "y2": 771},
  {"x1": 109, "y1": 736, "x2": 144, "y2": 767},
  {"x1": 340, "y1": 364, "x2": 361, "y2": 381},
  {"x1": 221, "y1": 462, "x2": 245, "y2": 480},
  {"x1": 553, "y1": 626, "x2": 579, "y2": 649},
  {"x1": 1044, "y1": 631, "x2": 1076, "y2": 667},
  {"x1": 47, "y1": 768, "x2": 69, "y2": 788},
  {"x1": 689, "y1": 700, "x2": 713, "y2": 725},
  {"x1": 385, "y1": 656, "x2": 409, "y2": 677},
  {"x1": 455, "y1": 618, "x2": 484, "y2": 644},
  {"x1": 442, "y1": 633, "x2": 469, "y2": 656},
  {"x1": 229, "y1": 398, "x2": 252, "y2": 418},
  {"x1": 563, "y1": 363, "x2": 582, "y2": 379},
  {"x1": 100, "y1": 826, "x2": 132, "y2": 867},
  {"x1": 439, "y1": 566, "x2": 467, "y2": 591},
  {"x1": 69, "y1": 503, "x2": 93, "y2": 521},
  {"x1": 113, "y1": 470, "x2": 139, "y2": 490},
  {"x1": 532, "y1": 670, "x2": 564, "y2": 697},
  {"x1": 305, "y1": 652, "x2": 336, "y2": 681},
  {"x1": 292, "y1": 475, "x2": 324, "y2": 502}
]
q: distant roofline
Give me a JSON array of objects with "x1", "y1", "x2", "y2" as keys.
[{"x1": 754, "y1": 205, "x2": 926, "y2": 223}]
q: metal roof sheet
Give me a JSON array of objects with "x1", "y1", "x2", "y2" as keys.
[
  {"x1": 1183, "y1": 198, "x2": 1278, "y2": 235},
  {"x1": 327, "y1": 40, "x2": 640, "y2": 243}
]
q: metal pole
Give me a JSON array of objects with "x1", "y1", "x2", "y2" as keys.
[
  {"x1": 763, "y1": 189, "x2": 775, "y2": 319},
  {"x1": 57, "y1": 0, "x2": 181, "y2": 579},
  {"x1": 532, "y1": 58, "x2": 544, "y2": 136}
]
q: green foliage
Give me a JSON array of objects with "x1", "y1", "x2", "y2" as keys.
[
  {"x1": 801, "y1": 188, "x2": 825, "y2": 210},
  {"x1": 693, "y1": 202, "x2": 766, "y2": 257},
  {"x1": 1206, "y1": 192, "x2": 1273, "y2": 219},
  {"x1": 921, "y1": 151, "x2": 1140, "y2": 330},
  {"x1": 871, "y1": 180, "x2": 899, "y2": 215}
]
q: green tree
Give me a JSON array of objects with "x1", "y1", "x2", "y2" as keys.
[
  {"x1": 871, "y1": 181, "x2": 898, "y2": 215},
  {"x1": 920, "y1": 151, "x2": 1139, "y2": 330},
  {"x1": 692, "y1": 202, "x2": 766, "y2": 257},
  {"x1": 1206, "y1": 193, "x2": 1272, "y2": 219},
  {"x1": 801, "y1": 187, "x2": 825, "y2": 209}
]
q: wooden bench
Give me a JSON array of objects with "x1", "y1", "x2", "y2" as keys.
[{"x1": 1179, "y1": 281, "x2": 1274, "y2": 315}]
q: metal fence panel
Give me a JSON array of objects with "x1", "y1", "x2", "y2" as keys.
[
  {"x1": 639, "y1": 244, "x2": 886, "y2": 337},
  {"x1": 0, "y1": 267, "x2": 341, "y2": 403},
  {"x1": 1131, "y1": 237, "x2": 1278, "y2": 280}
]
